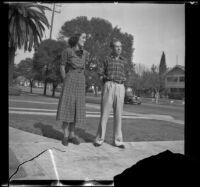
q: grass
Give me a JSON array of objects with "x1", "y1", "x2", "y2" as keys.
[
  {"x1": 9, "y1": 113, "x2": 184, "y2": 144},
  {"x1": 9, "y1": 86, "x2": 22, "y2": 96}
]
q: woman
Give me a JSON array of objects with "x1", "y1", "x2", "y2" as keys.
[{"x1": 56, "y1": 33, "x2": 89, "y2": 146}]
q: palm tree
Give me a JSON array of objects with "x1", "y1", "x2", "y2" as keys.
[{"x1": 8, "y1": 2, "x2": 51, "y2": 86}]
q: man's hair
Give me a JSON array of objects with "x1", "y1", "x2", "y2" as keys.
[
  {"x1": 68, "y1": 33, "x2": 83, "y2": 48},
  {"x1": 110, "y1": 38, "x2": 121, "y2": 48}
]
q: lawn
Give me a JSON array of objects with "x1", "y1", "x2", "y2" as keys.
[{"x1": 9, "y1": 112, "x2": 184, "y2": 145}]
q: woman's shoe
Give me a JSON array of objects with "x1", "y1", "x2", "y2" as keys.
[
  {"x1": 62, "y1": 137, "x2": 69, "y2": 146},
  {"x1": 93, "y1": 142, "x2": 103, "y2": 147},
  {"x1": 68, "y1": 137, "x2": 80, "y2": 145},
  {"x1": 114, "y1": 144, "x2": 125, "y2": 149}
]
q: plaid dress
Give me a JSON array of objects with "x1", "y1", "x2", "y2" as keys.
[{"x1": 56, "y1": 48, "x2": 89, "y2": 125}]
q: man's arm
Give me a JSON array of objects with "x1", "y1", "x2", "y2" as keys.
[{"x1": 97, "y1": 58, "x2": 107, "y2": 81}]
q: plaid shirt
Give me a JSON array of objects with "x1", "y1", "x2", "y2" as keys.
[{"x1": 98, "y1": 54, "x2": 131, "y2": 83}]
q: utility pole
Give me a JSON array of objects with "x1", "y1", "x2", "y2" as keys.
[
  {"x1": 49, "y1": 3, "x2": 61, "y2": 39},
  {"x1": 176, "y1": 55, "x2": 178, "y2": 66},
  {"x1": 43, "y1": 3, "x2": 61, "y2": 96}
]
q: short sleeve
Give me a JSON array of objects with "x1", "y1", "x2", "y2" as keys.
[{"x1": 61, "y1": 49, "x2": 69, "y2": 66}]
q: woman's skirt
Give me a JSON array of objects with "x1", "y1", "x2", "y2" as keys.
[{"x1": 56, "y1": 70, "x2": 85, "y2": 125}]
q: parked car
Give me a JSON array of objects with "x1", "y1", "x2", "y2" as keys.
[{"x1": 124, "y1": 95, "x2": 142, "y2": 105}]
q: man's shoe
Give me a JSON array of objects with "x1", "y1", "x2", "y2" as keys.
[
  {"x1": 93, "y1": 142, "x2": 103, "y2": 147},
  {"x1": 115, "y1": 144, "x2": 125, "y2": 149},
  {"x1": 62, "y1": 137, "x2": 69, "y2": 146},
  {"x1": 68, "y1": 137, "x2": 80, "y2": 145}
]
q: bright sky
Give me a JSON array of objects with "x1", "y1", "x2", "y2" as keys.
[{"x1": 15, "y1": 3, "x2": 185, "y2": 68}]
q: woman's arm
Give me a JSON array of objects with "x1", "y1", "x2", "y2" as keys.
[{"x1": 60, "y1": 65, "x2": 66, "y2": 80}]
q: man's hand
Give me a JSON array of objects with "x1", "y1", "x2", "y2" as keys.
[{"x1": 99, "y1": 75, "x2": 104, "y2": 81}]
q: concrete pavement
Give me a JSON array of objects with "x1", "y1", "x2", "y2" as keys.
[{"x1": 9, "y1": 127, "x2": 184, "y2": 181}]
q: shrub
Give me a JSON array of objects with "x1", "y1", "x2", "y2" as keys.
[{"x1": 9, "y1": 86, "x2": 22, "y2": 96}]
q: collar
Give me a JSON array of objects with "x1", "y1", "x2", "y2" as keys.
[
  {"x1": 72, "y1": 46, "x2": 84, "y2": 52},
  {"x1": 110, "y1": 54, "x2": 124, "y2": 60},
  {"x1": 72, "y1": 47, "x2": 84, "y2": 57}
]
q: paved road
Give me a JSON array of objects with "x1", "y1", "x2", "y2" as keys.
[
  {"x1": 124, "y1": 102, "x2": 184, "y2": 121},
  {"x1": 9, "y1": 98, "x2": 184, "y2": 125}
]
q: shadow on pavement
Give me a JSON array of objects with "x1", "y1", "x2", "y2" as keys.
[
  {"x1": 34, "y1": 122, "x2": 64, "y2": 140},
  {"x1": 75, "y1": 127, "x2": 96, "y2": 143},
  {"x1": 33, "y1": 122, "x2": 97, "y2": 143}
]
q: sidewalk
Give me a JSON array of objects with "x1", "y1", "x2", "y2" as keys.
[{"x1": 9, "y1": 127, "x2": 184, "y2": 181}]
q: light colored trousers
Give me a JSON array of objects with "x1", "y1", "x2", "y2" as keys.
[{"x1": 95, "y1": 81, "x2": 125, "y2": 146}]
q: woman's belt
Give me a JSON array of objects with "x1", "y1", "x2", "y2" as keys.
[{"x1": 68, "y1": 68, "x2": 84, "y2": 73}]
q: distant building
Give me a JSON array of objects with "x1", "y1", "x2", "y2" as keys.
[{"x1": 165, "y1": 65, "x2": 185, "y2": 99}]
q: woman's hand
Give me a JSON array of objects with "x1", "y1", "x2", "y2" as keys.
[{"x1": 60, "y1": 65, "x2": 66, "y2": 80}]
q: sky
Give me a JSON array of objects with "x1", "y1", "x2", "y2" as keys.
[{"x1": 15, "y1": 3, "x2": 185, "y2": 69}]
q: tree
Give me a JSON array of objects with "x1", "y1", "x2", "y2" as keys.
[
  {"x1": 8, "y1": 2, "x2": 50, "y2": 86},
  {"x1": 150, "y1": 64, "x2": 160, "y2": 93},
  {"x1": 128, "y1": 70, "x2": 142, "y2": 95},
  {"x1": 159, "y1": 51, "x2": 167, "y2": 93},
  {"x1": 13, "y1": 64, "x2": 20, "y2": 81},
  {"x1": 59, "y1": 16, "x2": 134, "y2": 93},
  {"x1": 129, "y1": 63, "x2": 148, "y2": 96},
  {"x1": 33, "y1": 39, "x2": 66, "y2": 96},
  {"x1": 17, "y1": 58, "x2": 36, "y2": 93}
]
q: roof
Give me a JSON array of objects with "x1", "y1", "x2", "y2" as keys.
[{"x1": 165, "y1": 65, "x2": 185, "y2": 75}]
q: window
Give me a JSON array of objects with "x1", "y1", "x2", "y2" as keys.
[
  {"x1": 179, "y1": 76, "x2": 185, "y2": 82},
  {"x1": 167, "y1": 76, "x2": 178, "y2": 82},
  {"x1": 171, "y1": 88, "x2": 179, "y2": 93},
  {"x1": 170, "y1": 88, "x2": 185, "y2": 93}
]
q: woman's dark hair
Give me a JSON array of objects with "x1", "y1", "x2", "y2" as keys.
[{"x1": 68, "y1": 33, "x2": 83, "y2": 48}]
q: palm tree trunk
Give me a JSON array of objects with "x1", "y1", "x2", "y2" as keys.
[{"x1": 9, "y1": 47, "x2": 16, "y2": 86}]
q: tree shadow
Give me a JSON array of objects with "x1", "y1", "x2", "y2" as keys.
[{"x1": 34, "y1": 122, "x2": 63, "y2": 140}]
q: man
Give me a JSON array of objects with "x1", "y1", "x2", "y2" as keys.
[{"x1": 94, "y1": 38, "x2": 131, "y2": 149}]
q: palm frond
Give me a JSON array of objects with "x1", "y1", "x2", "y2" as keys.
[
  {"x1": 25, "y1": 3, "x2": 52, "y2": 13},
  {"x1": 27, "y1": 9, "x2": 50, "y2": 28}
]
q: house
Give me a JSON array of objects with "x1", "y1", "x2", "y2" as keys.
[{"x1": 165, "y1": 65, "x2": 185, "y2": 99}]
